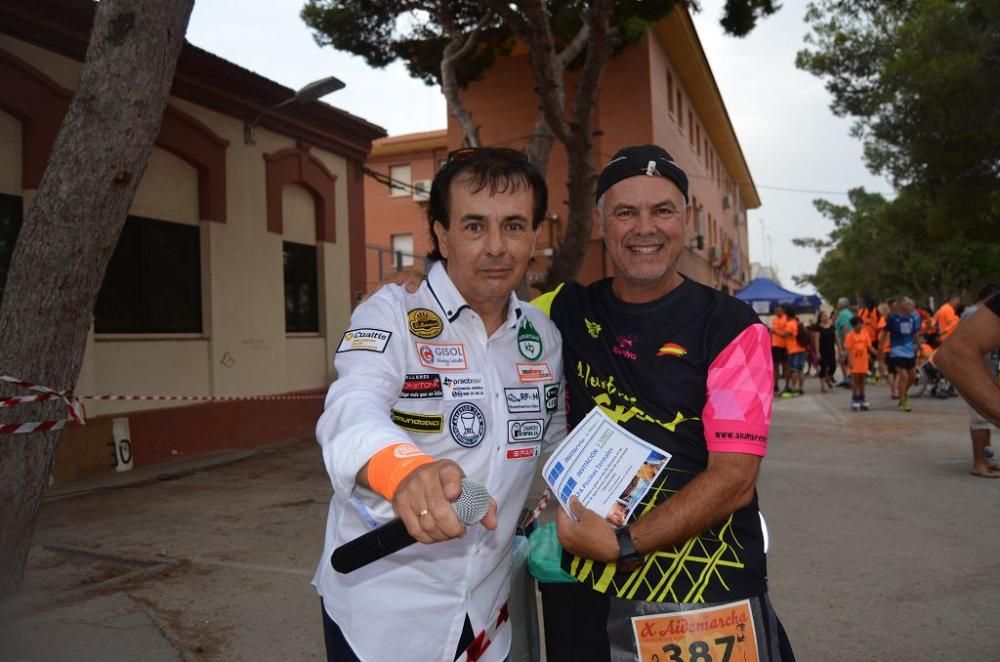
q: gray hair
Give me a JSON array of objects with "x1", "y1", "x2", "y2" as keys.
[{"x1": 837, "y1": 297, "x2": 849, "y2": 307}]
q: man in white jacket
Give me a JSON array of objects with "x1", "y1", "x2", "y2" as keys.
[{"x1": 313, "y1": 147, "x2": 564, "y2": 662}]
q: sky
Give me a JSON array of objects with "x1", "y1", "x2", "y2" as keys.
[{"x1": 185, "y1": 0, "x2": 894, "y2": 292}]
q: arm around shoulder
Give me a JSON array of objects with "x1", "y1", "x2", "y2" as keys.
[{"x1": 935, "y1": 305, "x2": 1000, "y2": 426}]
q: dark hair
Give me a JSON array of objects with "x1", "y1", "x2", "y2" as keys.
[
  {"x1": 974, "y1": 283, "x2": 1000, "y2": 303},
  {"x1": 850, "y1": 316, "x2": 862, "y2": 326},
  {"x1": 426, "y1": 147, "x2": 548, "y2": 261}
]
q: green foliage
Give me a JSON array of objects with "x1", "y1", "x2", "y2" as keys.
[
  {"x1": 301, "y1": 1, "x2": 514, "y2": 87},
  {"x1": 719, "y1": 0, "x2": 781, "y2": 36},
  {"x1": 302, "y1": 1, "x2": 780, "y2": 88},
  {"x1": 793, "y1": 188, "x2": 1000, "y2": 304},
  {"x1": 797, "y1": 0, "x2": 1000, "y2": 239}
]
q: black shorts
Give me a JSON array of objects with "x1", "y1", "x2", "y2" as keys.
[
  {"x1": 540, "y1": 582, "x2": 796, "y2": 662},
  {"x1": 771, "y1": 347, "x2": 787, "y2": 364},
  {"x1": 887, "y1": 356, "x2": 916, "y2": 371}
]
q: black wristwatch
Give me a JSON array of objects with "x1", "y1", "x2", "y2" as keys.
[{"x1": 614, "y1": 525, "x2": 643, "y2": 573}]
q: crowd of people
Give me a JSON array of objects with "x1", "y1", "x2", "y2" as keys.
[
  {"x1": 771, "y1": 286, "x2": 1000, "y2": 478},
  {"x1": 769, "y1": 292, "x2": 982, "y2": 410}
]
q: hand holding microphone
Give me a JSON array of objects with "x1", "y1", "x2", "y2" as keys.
[
  {"x1": 332, "y1": 461, "x2": 495, "y2": 574},
  {"x1": 394, "y1": 459, "x2": 496, "y2": 543}
]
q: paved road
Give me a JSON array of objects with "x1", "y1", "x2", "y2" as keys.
[{"x1": 1, "y1": 382, "x2": 997, "y2": 661}]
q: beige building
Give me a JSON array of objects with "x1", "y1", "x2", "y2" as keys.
[{"x1": 0, "y1": 0, "x2": 384, "y2": 481}]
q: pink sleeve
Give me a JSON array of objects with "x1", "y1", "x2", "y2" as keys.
[{"x1": 702, "y1": 324, "x2": 773, "y2": 456}]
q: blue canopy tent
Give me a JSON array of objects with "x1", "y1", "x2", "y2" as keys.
[{"x1": 735, "y1": 278, "x2": 821, "y2": 316}]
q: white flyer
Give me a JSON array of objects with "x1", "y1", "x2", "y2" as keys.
[{"x1": 543, "y1": 407, "x2": 670, "y2": 525}]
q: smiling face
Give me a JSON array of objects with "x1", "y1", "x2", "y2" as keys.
[
  {"x1": 433, "y1": 175, "x2": 537, "y2": 312},
  {"x1": 597, "y1": 175, "x2": 690, "y2": 303}
]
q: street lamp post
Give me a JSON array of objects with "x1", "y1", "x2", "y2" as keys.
[{"x1": 243, "y1": 75, "x2": 345, "y2": 145}]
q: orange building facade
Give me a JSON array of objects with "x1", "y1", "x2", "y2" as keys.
[
  {"x1": 363, "y1": 130, "x2": 447, "y2": 291},
  {"x1": 364, "y1": 6, "x2": 758, "y2": 293}
]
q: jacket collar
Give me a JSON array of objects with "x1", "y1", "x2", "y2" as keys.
[{"x1": 426, "y1": 261, "x2": 522, "y2": 328}]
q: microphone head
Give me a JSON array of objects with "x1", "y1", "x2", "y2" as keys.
[{"x1": 454, "y1": 478, "x2": 491, "y2": 525}]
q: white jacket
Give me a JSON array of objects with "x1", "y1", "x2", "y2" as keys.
[{"x1": 313, "y1": 262, "x2": 564, "y2": 662}]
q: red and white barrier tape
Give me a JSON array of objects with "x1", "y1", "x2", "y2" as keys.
[
  {"x1": 78, "y1": 394, "x2": 325, "y2": 402},
  {"x1": 524, "y1": 489, "x2": 550, "y2": 528},
  {"x1": 0, "y1": 373, "x2": 85, "y2": 434},
  {"x1": 0, "y1": 372, "x2": 323, "y2": 434},
  {"x1": 456, "y1": 602, "x2": 510, "y2": 662}
]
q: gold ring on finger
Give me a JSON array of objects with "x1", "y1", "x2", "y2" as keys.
[{"x1": 418, "y1": 509, "x2": 429, "y2": 518}]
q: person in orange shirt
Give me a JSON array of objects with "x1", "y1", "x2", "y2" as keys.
[
  {"x1": 845, "y1": 316, "x2": 877, "y2": 411},
  {"x1": 934, "y1": 293, "x2": 962, "y2": 342},
  {"x1": 782, "y1": 312, "x2": 807, "y2": 397},
  {"x1": 876, "y1": 302, "x2": 891, "y2": 386},
  {"x1": 770, "y1": 304, "x2": 790, "y2": 393},
  {"x1": 859, "y1": 300, "x2": 881, "y2": 382}
]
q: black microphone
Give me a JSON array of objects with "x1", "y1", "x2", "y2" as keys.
[{"x1": 331, "y1": 477, "x2": 491, "y2": 574}]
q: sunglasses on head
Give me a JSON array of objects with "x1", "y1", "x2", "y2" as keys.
[{"x1": 446, "y1": 146, "x2": 526, "y2": 163}]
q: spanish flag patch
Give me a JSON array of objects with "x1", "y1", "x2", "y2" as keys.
[{"x1": 657, "y1": 343, "x2": 687, "y2": 357}]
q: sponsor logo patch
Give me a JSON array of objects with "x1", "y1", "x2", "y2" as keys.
[
  {"x1": 449, "y1": 402, "x2": 486, "y2": 448},
  {"x1": 407, "y1": 308, "x2": 443, "y2": 339},
  {"x1": 337, "y1": 328, "x2": 392, "y2": 353},
  {"x1": 506, "y1": 445, "x2": 540, "y2": 460},
  {"x1": 415, "y1": 341, "x2": 468, "y2": 371},
  {"x1": 505, "y1": 387, "x2": 541, "y2": 413},
  {"x1": 442, "y1": 374, "x2": 485, "y2": 400},
  {"x1": 517, "y1": 362, "x2": 553, "y2": 383},
  {"x1": 517, "y1": 318, "x2": 543, "y2": 361},
  {"x1": 657, "y1": 343, "x2": 688, "y2": 357},
  {"x1": 400, "y1": 373, "x2": 443, "y2": 399},
  {"x1": 508, "y1": 418, "x2": 544, "y2": 443},
  {"x1": 585, "y1": 318, "x2": 602, "y2": 339},
  {"x1": 543, "y1": 382, "x2": 560, "y2": 414},
  {"x1": 390, "y1": 408, "x2": 444, "y2": 433},
  {"x1": 612, "y1": 335, "x2": 639, "y2": 361}
]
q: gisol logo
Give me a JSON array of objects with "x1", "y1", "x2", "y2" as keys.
[{"x1": 415, "y1": 341, "x2": 468, "y2": 370}]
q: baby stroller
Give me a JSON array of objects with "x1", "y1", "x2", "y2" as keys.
[{"x1": 911, "y1": 361, "x2": 954, "y2": 398}]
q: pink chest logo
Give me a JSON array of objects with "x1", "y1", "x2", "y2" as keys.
[{"x1": 612, "y1": 335, "x2": 639, "y2": 361}]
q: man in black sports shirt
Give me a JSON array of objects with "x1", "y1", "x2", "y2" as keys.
[{"x1": 534, "y1": 145, "x2": 795, "y2": 661}]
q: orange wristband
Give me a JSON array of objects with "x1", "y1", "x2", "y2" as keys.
[{"x1": 367, "y1": 443, "x2": 435, "y2": 501}]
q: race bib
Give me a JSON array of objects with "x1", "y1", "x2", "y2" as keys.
[{"x1": 631, "y1": 599, "x2": 759, "y2": 662}]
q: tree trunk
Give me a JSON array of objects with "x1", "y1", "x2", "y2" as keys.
[
  {"x1": 0, "y1": 0, "x2": 194, "y2": 599},
  {"x1": 539, "y1": 0, "x2": 614, "y2": 291},
  {"x1": 440, "y1": 10, "x2": 491, "y2": 148},
  {"x1": 522, "y1": 112, "x2": 555, "y2": 176}
]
